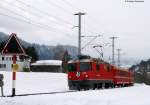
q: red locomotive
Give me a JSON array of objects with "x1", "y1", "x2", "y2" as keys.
[{"x1": 67, "y1": 56, "x2": 134, "y2": 90}]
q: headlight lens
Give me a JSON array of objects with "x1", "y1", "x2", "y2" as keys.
[
  {"x1": 69, "y1": 76, "x2": 71, "y2": 79},
  {"x1": 85, "y1": 74, "x2": 88, "y2": 78}
]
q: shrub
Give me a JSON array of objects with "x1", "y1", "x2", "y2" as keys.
[{"x1": 23, "y1": 68, "x2": 30, "y2": 72}]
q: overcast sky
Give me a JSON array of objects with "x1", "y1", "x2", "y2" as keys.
[{"x1": 0, "y1": 0, "x2": 149, "y2": 64}]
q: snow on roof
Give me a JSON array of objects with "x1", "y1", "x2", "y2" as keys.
[{"x1": 31, "y1": 60, "x2": 62, "y2": 66}]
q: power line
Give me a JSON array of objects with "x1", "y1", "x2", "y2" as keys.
[
  {"x1": 2, "y1": 0, "x2": 42, "y2": 18},
  {"x1": 1, "y1": 13, "x2": 60, "y2": 32},
  {"x1": 0, "y1": 12, "x2": 76, "y2": 40},
  {"x1": 46, "y1": 0, "x2": 73, "y2": 14},
  {"x1": 62, "y1": 0, "x2": 102, "y2": 35},
  {"x1": 2, "y1": 0, "x2": 74, "y2": 30},
  {"x1": 0, "y1": 2, "x2": 76, "y2": 36},
  {"x1": 16, "y1": 0, "x2": 74, "y2": 26},
  {"x1": 61, "y1": 0, "x2": 99, "y2": 36},
  {"x1": 62, "y1": 0, "x2": 81, "y2": 11},
  {"x1": 0, "y1": 8, "x2": 73, "y2": 37},
  {"x1": 0, "y1": 6, "x2": 58, "y2": 31},
  {"x1": 0, "y1": 6, "x2": 27, "y2": 20}
]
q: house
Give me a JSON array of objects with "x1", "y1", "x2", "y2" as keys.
[
  {"x1": 30, "y1": 60, "x2": 62, "y2": 72},
  {"x1": 0, "y1": 54, "x2": 31, "y2": 72},
  {"x1": 0, "y1": 33, "x2": 31, "y2": 72}
]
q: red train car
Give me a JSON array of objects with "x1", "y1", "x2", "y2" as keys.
[{"x1": 67, "y1": 56, "x2": 134, "y2": 90}]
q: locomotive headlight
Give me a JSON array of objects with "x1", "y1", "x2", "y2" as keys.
[{"x1": 85, "y1": 74, "x2": 88, "y2": 78}]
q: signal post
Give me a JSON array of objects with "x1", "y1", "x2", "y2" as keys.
[
  {"x1": 2, "y1": 33, "x2": 26, "y2": 97},
  {"x1": 12, "y1": 55, "x2": 17, "y2": 96}
]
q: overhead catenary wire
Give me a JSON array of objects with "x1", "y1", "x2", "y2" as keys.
[
  {"x1": 81, "y1": 35, "x2": 102, "y2": 50},
  {"x1": 93, "y1": 45, "x2": 103, "y2": 59}
]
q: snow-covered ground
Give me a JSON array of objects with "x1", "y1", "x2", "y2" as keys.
[{"x1": 0, "y1": 71, "x2": 150, "y2": 105}]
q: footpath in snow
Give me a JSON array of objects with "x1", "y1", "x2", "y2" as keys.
[{"x1": 0, "y1": 71, "x2": 150, "y2": 105}]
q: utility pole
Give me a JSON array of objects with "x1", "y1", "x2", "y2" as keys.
[
  {"x1": 117, "y1": 48, "x2": 121, "y2": 67},
  {"x1": 74, "y1": 12, "x2": 85, "y2": 56},
  {"x1": 109, "y1": 36, "x2": 117, "y2": 65}
]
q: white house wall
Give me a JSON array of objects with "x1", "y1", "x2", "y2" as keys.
[{"x1": 0, "y1": 55, "x2": 30, "y2": 72}]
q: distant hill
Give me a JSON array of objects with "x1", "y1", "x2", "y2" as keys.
[{"x1": 0, "y1": 32, "x2": 78, "y2": 60}]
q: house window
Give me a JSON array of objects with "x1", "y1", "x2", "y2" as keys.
[
  {"x1": 0, "y1": 64, "x2": 6, "y2": 68},
  {"x1": 4, "y1": 64, "x2": 6, "y2": 68},
  {"x1": 2, "y1": 57, "x2": 4, "y2": 61}
]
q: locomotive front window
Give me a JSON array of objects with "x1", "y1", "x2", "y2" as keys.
[
  {"x1": 67, "y1": 63, "x2": 77, "y2": 72},
  {"x1": 80, "y1": 62, "x2": 91, "y2": 72}
]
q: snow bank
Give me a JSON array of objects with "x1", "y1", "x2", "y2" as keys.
[
  {"x1": 0, "y1": 71, "x2": 150, "y2": 105},
  {"x1": 0, "y1": 71, "x2": 68, "y2": 95}
]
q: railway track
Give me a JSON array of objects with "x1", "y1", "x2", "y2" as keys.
[{"x1": 1, "y1": 90, "x2": 77, "y2": 97}]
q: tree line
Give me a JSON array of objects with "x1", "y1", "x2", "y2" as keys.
[{"x1": 130, "y1": 59, "x2": 150, "y2": 85}]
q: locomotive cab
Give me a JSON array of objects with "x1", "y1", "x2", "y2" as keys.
[
  {"x1": 68, "y1": 60, "x2": 92, "y2": 80},
  {"x1": 67, "y1": 59, "x2": 94, "y2": 90},
  {"x1": 67, "y1": 57, "x2": 108, "y2": 90}
]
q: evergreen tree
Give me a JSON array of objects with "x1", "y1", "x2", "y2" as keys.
[
  {"x1": 62, "y1": 51, "x2": 71, "y2": 73},
  {"x1": 25, "y1": 46, "x2": 38, "y2": 62},
  {"x1": 0, "y1": 41, "x2": 6, "y2": 52}
]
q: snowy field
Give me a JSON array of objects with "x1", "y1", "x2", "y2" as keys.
[{"x1": 0, "y1": 71, "x2": 150, "y2": 105}]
